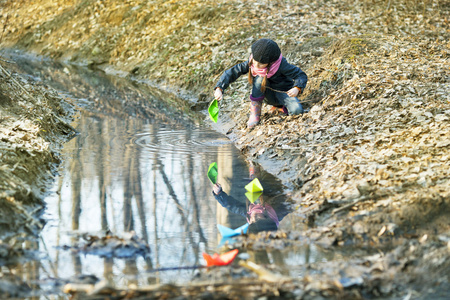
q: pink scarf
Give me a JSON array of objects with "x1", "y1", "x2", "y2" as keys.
[{"x1": 249, "y1": 54, "x2": 282, "y2": 78}]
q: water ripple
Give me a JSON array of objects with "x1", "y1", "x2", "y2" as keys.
[{"x1": 134, "y1": 128, "x2": 233, "y2": 155}]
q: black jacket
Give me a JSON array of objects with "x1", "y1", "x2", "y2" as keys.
[{"x1": 215, "y1": 57, "x2": 307, "y2": 93}]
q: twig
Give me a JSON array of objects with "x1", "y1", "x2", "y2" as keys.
[
  {"x1": 5, "y1": 196, "x2": 44, "y2": 230},
  {"x1": 300, "y1": 31, "x2": 321, "y2": 39},
  {"x1": 146, "y1": 265, "x2": 209, "y2": 273},
  {"x1": 265, "y1": 86, "x2": 289, "y2": 94},
  {"x1": 0, "y1": 57, "x2": 15, "y2": 64},
  {"x1": 0, "y1": 63, "x2": 33, "y2": 98},
  {"x1": 0, "y1": 63, "x2": 78, "y2": 134},
  {"x1": 65, "y1": 278, "x2": 268, "y2": 295},
  {"x1": 0, "y1": 15, "x2": 9, "y2": 45},
  {"x1": 331, "y1": 195, "x2": 371, "y2": 215},
  {"x1": 265, "y1": 86, "x2": 316, "y2": 103},
  {"x1": 40, "y1": 235, "x2": 58, "y2": 277},
  {"x1": 52, "y1": 112, "x2": 78, "y2": 134}
]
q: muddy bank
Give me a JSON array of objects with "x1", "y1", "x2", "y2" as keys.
[
  {"x1": 0, "y1": 0, "x2": 449, "y2": 299},
  {"x1": 0, "y1": 60, "x2": 76, "y2": 297},
  {"x1": 0, "y1": 61, "x2": 76, "y2": 220}
]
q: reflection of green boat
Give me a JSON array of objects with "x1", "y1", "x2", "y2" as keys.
[
  {"x1": 208, "y1": 99, "x2": 219, "y2": 123},
  {"x1": 217, "y1": 223, "x2": 249, "y2": 237},
  {"x1": 245, "y1": 191, "x2": 263, "y2": 203},
  {"x1": 245, "y1": 178, "x2": 263, "y2": 193},
  {"x1": 207, "y1": 162, "x2": 218, "y2": 184}
]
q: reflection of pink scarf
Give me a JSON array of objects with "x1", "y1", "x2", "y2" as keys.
[
  {"x1": 249, "y1": 54, "x2": 282, "y2": 78},
  {"x1": 247, "y1": 203, "x2": 279, "y2": 227}
]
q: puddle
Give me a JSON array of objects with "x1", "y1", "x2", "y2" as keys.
[{"x1": 2, "y1": 51, "x2": 334, "y2": 296}]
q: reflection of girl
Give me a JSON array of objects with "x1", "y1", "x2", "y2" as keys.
[{"x1": 212, "y1": 183, "x2": 292, "y2": 234}]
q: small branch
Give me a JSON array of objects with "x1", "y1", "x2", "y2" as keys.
[
  {"x1": 0, "y1": 63, "x2": 33, "y2": 98},
  {"x1": 0, "y1": 57, "x2": 15, "y2": 64},
  {"x1": 300, "y1": 31, "x2": 321, "y2": 39},
  {"x1": 331, "y1": 195, "x2": 371, "y2": 215},
  {"x1": 0, "y1": 15, "x2": 9, "y2": 45},
  {"x1": 146, "y1": 265, "x2": 208, "y2": 273}
]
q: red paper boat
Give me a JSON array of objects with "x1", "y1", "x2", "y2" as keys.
[{"x1": 202, "y1": 249, "x2": 239, "y2": 267}]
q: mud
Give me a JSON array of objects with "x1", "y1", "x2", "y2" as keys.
[
  {"x1": 0, "y1": 59, "x2": 76, "y2": 298},
  {"x1": 0, "y1": 0, "x2": 449, "y2": 299}
]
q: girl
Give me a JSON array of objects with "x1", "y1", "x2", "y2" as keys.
[
  {"x1": 211, "y1": 161, "x2": 293, "y2": 234},
  {"x1": 214, "y1": 38, "x2": 308, "y2": 128},
  {"x1": 212, "y1": 182, "x2": 292, "y2": 234}
]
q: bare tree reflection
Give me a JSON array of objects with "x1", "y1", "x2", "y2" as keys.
[
  {"x1": 70, "y1": 118, "x2": 83, "y2": 276},
  {"x1": 123, "y1": 142, "x2": 135, "y2": 233},
  {"x1": 97, "y1": 119, "x2": 108, "y2": 231}
]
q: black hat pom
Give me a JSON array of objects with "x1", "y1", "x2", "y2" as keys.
[{"x1": 251, "y1": 39, "x2": 281, "y2": 64}]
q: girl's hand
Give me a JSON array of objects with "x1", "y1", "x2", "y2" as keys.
[
  {"x1": 287, "y1": 87, "x2": 300, "y2": 97},
  {"x1": 213, "y1": 183, "x2": 222, "y2": 195},
  {"x1": 214, "y1": 88, "x2": 223, "y2": 101}
]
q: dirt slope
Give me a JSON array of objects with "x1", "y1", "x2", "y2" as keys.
[
  {"x1": 0, "y1": 0, "x2": 449, "y2": 298},
  {"x1": 0, "y1": 61, "x2": 76, "y2": 297}
]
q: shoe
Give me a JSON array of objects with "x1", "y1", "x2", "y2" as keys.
[{"x1": 248, "y1": 100, "x2": 262, "y2": 128}]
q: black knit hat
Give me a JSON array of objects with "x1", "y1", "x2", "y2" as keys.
[{"x1": 251, "y1": 39, "x2": 281, "y2": 64}]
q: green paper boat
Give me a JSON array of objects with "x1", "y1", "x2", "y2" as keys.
[
  {"x1": 207, "y1": 162, "x2": 218, "y2": 184},
  {"x1": 208, "y1": 99, "x2": 219, "y2": 123},
  {"x1": 245, "y1": 191, "x2": 263, "y2": 203},
  {"x1": 244, "y1": 178, "x2": 263, "y2": 193}
]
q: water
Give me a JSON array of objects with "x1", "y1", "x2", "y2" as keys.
[{"x1": 3, "y1": 51, "x2": 340, "y2": 295}]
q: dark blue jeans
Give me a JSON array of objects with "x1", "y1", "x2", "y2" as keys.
[{"x1": 250, "y1": 76, "x2": 304, "y2": 115}]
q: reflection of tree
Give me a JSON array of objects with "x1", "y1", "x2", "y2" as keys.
[
  {"x1": 216, "y1": 145, "x2": 246, "y2": 235},
  {"x1": 122, "y1": 140, "x2": 138, "y2": 286},
  {"x1": 70, "y1": 129, "x2": 82, "y2": 232},
  {"x1": 148, "y1": 127, "x2": 209, "y2": 270},
  {"x1": 70, "y1": 117, "x2": 84, "y2": 275},
  {"x1": 186, "y1": 139, "x2": 207, "y2": 265},
  {"x1": 60, "y1": 112, "x2": 222, "y2": 283},
  {"x1": 157, "y1": 156, "x2": 197, "y2": 266},
  {"x1": 97, "y1": 118, "x2": 108, "y2": 231},
  {"x1": 55, "y1": 175, "x2": 64, "y2": 278},
  {"x1": 7, "y1": 55, "x2": 235, "y2": 289},
  {"x1": 133, "y1": 154, "x2": 147, "y2": 240},
  {"x1": 104, "y1": 257, "x2": 114, "y2": 283},
  {"x1": 32, "y1": 59, "x2": 225, "y2": 284},
  {"x1": 151, "y1": 124, "x2": 159, "y2": 280},
  {"x1": 129, "y1": 123, "x2": 153, "y2": 271},
  {"x1": 123, "y1": 142, "x2": 135, "y2": 232},
  {"x1": 122, "y1": 118, "x2": 153, "y2": 280}
]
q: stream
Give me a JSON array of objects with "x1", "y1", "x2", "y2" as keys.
[{"x1": 4, "y1": 51, "x2": 341, "y2": 297}]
